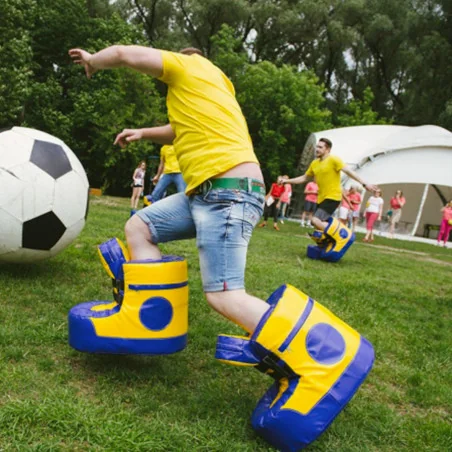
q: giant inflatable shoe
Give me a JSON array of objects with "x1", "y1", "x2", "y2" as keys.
[
  {"x1": 216, "y1": 284, "x2": 374, "y2": 451},
  {"x1": 68, "y1": 238, "x2": 188, "y2": 354},
  {"x1": 307, "y1": 217, "x2": 355, "y2": 262},
  {"x1": 143, "y1": 195, "x2": 153, "y2": 207}
]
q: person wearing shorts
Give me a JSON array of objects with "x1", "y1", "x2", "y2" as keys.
[
  {"x1": 348, "y1": 187, "x2": 362, "y2": 232},
  {"x1": 69, "y1": 44, "x2": 270, "y2": 335},
  {"x1": 131, "y1": 160, "x2": 146, "y2": 209},
  {"x1": 283, "y1": 138, "x2": 378, "y2": 233},
  {"x1": 388, "y1": 190, "x2": 406, "y2": 238},
  {"x1": 300, "y1": 180, "x2": 318, "y2": 227}
]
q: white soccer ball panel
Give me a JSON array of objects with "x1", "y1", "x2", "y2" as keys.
[
  {"x1": 50, "y1": 217, "x2": 85, "y2": 255},
  {"x1": 0, "y1": 208, "x2": 22, "y2": 256},
  {"x1": 53, "y1": 171, "x2": 88, "y2": 226},
  {"x1": 61, "y1": 143, "x2": 89, "y2": 186},
  {"x1": 12, "y1": 126, "x2": 65, "y2": 147},
  {"x1": 0, "y1": 168, "x2": 26, "y2": 218},
  {"x1": 10, "y1": 162, "x2": 55, "y2": 222},
  {"x1": 0, "y1": 129, "x2": 34, "y2": 168}
]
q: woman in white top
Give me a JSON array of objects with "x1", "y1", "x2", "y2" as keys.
[
  {"x1": 363, "y1": 189, "x2": 384, "y2": 242},
  {"x1": 131, "y1": 160, "x2": 146, "y2": 209}
]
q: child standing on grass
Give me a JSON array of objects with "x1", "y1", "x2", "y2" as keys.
[{"x1": 437, "y1": 200, "x2": 452, "y2": 247}]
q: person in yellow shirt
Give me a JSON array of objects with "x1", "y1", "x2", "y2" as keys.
[
  {"x1": 69, "y1": 45, "x2": 268, "y2": 333},
  {"x1": 284, "y1": 138, "x2": 378, "y2": 231},
  {"x1": 144, "y1": 144, "x2": 186, "y2": 205},
  {"x1": 69, "y1": 46, "x2": 376, "y2": 450}
]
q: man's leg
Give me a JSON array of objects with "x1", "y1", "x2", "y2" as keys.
[
  {"x1": 127, "y1": 192, "x2": 196, "y2": 259},
  {"x1": 150, "y1": 174, "x2": 172, "y2": 202},
  {"x1": 173, "y1": 173, "x2": 187, "y2": 193},
  {"x1": 206, "y1": 290, "x2": 269, "y2": 333},
  {"x1": 191, "y1": 189, "x2": 266, "y2": 330}
]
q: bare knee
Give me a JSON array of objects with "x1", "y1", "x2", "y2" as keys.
[{"x1": 125, "y1": 215, "x2": 151, "y2": 242}]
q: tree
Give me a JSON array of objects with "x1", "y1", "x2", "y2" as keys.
[
  {"x1": 0, "y1": 0, "x2": 36, "y2": 128},
  {"x1": 336, "y1": 87, "x2": 391, "y2": 127},
  {"x1": 236, "y1": 62, "x2": 332, "y2": 183}
]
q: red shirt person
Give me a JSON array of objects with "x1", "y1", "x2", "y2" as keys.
[
  {"x1": 389, "y1": 190, "x2": 406, "y2": 238},
  {"x1": 259, "y1": 177, "x2": 286, "y2": 230}
]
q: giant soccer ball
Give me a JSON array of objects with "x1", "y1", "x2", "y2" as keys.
[{"x1": 0, "y1": 127, "x2": 89, "y2": 263}]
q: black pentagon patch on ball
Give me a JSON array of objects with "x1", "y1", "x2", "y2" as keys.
[
  {"x1": 30, "y1": 140, "x2": 72, "y2": 179},
  {"x1": 22, "y1": 212, "x2": 66, "y2": 250}
]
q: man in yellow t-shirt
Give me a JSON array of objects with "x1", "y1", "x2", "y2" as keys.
[
  {"x1": 284, "y1": 138, "x2": 378, "y2": 231},
  {"x1": 144, "y1": 144, "x2": 186, "y2": 204},
  {"x1": 69, "y1": 45, "x2": 269, "y2": 333}
]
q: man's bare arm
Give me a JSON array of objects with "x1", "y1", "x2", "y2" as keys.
[
  {"x1": 342, "y1": 166, "x2": 378, "y2": 192},
  {"x1": 69, "y1": 45, "x2": 163, "y2": 78},
  {"x1": 283, "y1": 174, "x2": 312, "y2": 185},
  {"x1": 114, "y1": 124, "x2": 175, "y2": 147}
]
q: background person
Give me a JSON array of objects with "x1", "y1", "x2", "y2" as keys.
[
  {"x1": 338, "y1": 188, "x2": 354, "y2": 225},
  {"x1": 300, "y1": 180, "x2": 318, "y2": 227},
  {"x1": 283, "y1": 138, "x2": 378, "y2": 234},
  {"x1": 131, "y1": 160, "x2": 146, "y2": 209},
  {"x1": 278, "y1": 177, "x2": 292, "y2": 224},
  {"x1": 145, "y1": 144, "x2": 186, "y2": 204},
  {"x1": 388, "y1": 189, "x2": 406, "y2": 238},
  {"x1": 437, "y1": 200, "x2": 452, "y2": 247},
  {"x1": 363, "y1": 189, "x2": 384, "y2": 242},
  {"x1": 259, "y1": 176, "x2": 285, "y2": 231},
  {"x1": 348, "y1": 186, "x2": 363, "y2": 232}
]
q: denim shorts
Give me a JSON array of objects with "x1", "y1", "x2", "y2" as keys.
[{"x1": 136, "y1": 189, "x2": 265, "y2": 292}]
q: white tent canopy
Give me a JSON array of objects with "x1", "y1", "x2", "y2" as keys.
[{"x1": 302, "y1": 125, "x2": 452, "y2": 237}]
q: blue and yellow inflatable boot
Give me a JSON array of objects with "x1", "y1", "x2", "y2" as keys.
[
  {"x1": 216, "y1": 284, "x2": 374, "y2": 451},
  {"x1": 307, "y1": 217, "x2": 355, "y2": 262},
  {"x1": 68, "y1": 238, "x2": 188, "y2": 354}
]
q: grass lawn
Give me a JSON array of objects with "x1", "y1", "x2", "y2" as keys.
[{"x1": 0, "y1": 195, "x2": 451, "y2": 451}]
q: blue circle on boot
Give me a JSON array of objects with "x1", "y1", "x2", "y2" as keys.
[
  {"x1": 306, "y1": 323, "x2": 346, "y2": 364},
  {"x1": 140, "y1": 297, "x2": 173, "y2": 331}
]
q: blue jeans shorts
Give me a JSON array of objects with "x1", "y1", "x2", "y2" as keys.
[{"x1": 136, "y1": 189, "x2": 265, "y2": 292}]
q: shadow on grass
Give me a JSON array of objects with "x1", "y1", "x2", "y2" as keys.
[{"x1": 0, "y1": 258, "x2": 85, "y2": 279}]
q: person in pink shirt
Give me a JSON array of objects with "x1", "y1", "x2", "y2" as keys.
[
  {"x1": 348, "y1": 187, "x2": 362, "y2": 232},
  {"x1": 437, "y1": 200, "x2": 452, "y2": 247},
  {"x1": 388, "y1": 190, "x2": 406, "y2": 238},
  {"x1": 278, "y1": 177, "x2": 292, "y2": 224},
  {"x1": 338, "y1": 188, "x2": 354, "y2": 225},
  {"x1": 300, "y1": 180, "x2": 318, "y2": 227}
]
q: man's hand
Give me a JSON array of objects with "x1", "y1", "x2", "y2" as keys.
[
  {"x1": 114, "y1": 129, "x2": 143, "y2": 148},
  {"x1": 152, "y1": 175, "x2": 159, "y2": 184},
  {"x1": 69, "y1": 48, "x2": 97, "y2": 78},
  {"x1": 364, "y1": 184, "x2": 379, "y2": 193}
]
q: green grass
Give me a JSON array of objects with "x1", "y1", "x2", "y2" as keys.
[{"x1": 0, "y1": 195, "x2": 451, "y2": 451}]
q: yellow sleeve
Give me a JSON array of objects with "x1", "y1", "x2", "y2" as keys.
[
  {"x1": 158, "y1": 51, "x2": 186, "y2": 85},
  {"x1": 332, "y1": 155, "x2": 345, "y2": 171},
  {"x1": 306, "y1": 161, "x2": 315, "y2": 177}
]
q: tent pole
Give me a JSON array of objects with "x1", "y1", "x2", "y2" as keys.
[{"x1": 411, "y1": 184, "x2": 429, "y2": 236}]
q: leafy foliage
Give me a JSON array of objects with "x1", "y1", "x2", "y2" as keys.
[{"x1": 2, "y1": 0, "x2": 449, "y2": 192}]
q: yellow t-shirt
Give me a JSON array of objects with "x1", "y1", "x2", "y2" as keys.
[
  {"x1": 158, "y1": 50, "x2": 258, "y2": 193},
  {"x1": 161, "y1": 145, "x2": 181, "y2": 174},
  {"x1": 305, "y1": 155, "x2": 345, "y2": 203}
]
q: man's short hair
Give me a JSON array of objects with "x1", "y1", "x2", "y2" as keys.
[
  {"x1": 319, "y1": 138, "x2": 332, "y2": 149},
  {"x1": 179, "y1": 47, "x2": 204, "y2": 56}
]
